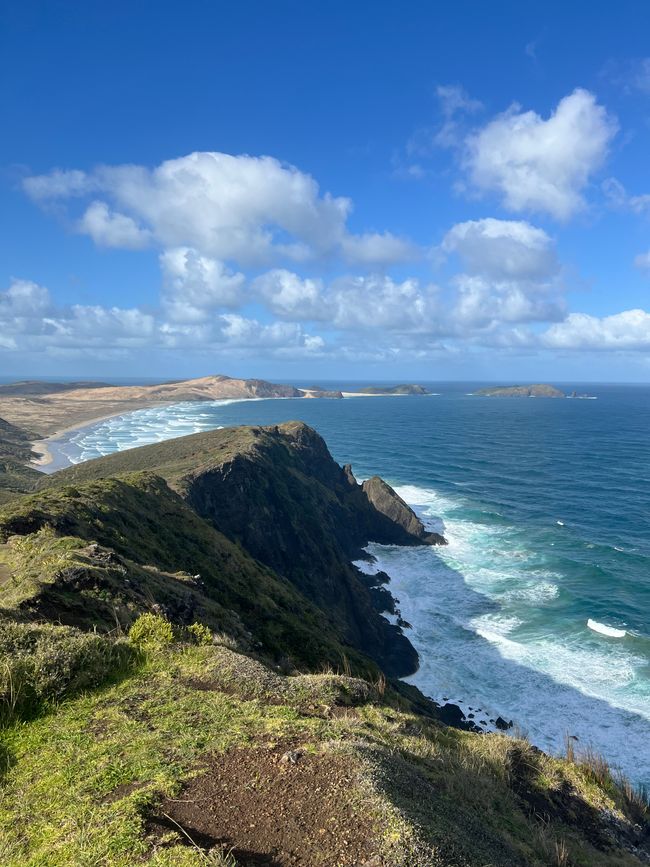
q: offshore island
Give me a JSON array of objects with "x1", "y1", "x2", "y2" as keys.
[
  {"x1": 0, "y1": 375, "x2": 646, "y2": 865},
  {"x1": 473, "y1": 384, "x2": 596, "y2": 399}
]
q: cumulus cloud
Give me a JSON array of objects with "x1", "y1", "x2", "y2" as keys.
[
  {"x1": 440, "y1": 218, "x2": 559, "y2": 281},
  {"x1": 437, "y1": 218, "x2": 565, "y2": 330},
  {"x1": 160, "y1": 248, "x2": 246, "y2": 322},
  {"x1": 450, "y1": 275, "x2": 564, "y2": 329},
  {"x1": 464, "y1": 89, "x2": 617, "y2": 219},
  {"x1": 24, "y1": 151, "x2": 415, "y2": 268},
  {"x1": 78, "y1": 201, "x2": 152, "y2": 249},
  {"x1": 0, "y1": 278, "x2": 52, "y2": 318},
  {"x1": 252, "y1": 270, "x2": 328, "y2": 320},
  {"x1": 542, "y1": 309, "x2": 650, "y2": 350},
  {"x1": 330, "y1": 274, "x2": 438, "y2": 331},
  {"x1": 340, "y1": 232, "x2": 417, "y2": 267},
  {"x1": 0, "y1": 276, "x2": 325, "y2": 360}
]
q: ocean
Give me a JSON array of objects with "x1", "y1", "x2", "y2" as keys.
[{"x1": 40, "y1": 382, "x2": 650, "y2": 786}]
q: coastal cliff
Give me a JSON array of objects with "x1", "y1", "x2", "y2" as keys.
[
  {"x1": 34, "y1": 422, "x2": 444, "y2": 676},
  {"x1": 0, "y1": 423, "x2": 648, "y2": 865}
]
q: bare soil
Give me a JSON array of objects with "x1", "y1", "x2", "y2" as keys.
[{"x1": 147, "y1": 742, "x2": 382, "y2": 866}]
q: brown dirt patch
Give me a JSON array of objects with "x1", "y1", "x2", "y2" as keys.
[{"x1": 148, "y1": 742, "x2": 382, "y2": 866}]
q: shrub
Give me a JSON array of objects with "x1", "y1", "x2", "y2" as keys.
[
  {"x1": 128, "y1": 613, "x2": 175, "y2": 647},
  {"x1": 0, "y1": 619, "x2": 135, "y2": 721},
  {"x1": 187, "y1": 621, "x2": 213, "y2": 646}
]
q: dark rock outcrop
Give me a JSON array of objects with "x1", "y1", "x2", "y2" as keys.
[{"x1": 361, "y1": 476, "x2": 446, "y2": 546}]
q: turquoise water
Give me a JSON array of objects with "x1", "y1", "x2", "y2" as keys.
[{"x1": 45, "y1": 383, "x2": 650, "y2": 785}]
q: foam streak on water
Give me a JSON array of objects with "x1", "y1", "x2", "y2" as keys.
[
  {"x1": 363, "y1": 483, "x2": 650, "y2": 786},
  {"x1": 45, "y1": 399, "x2": 264, "y2": 469}
]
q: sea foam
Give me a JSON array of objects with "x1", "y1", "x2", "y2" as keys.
[{"x1": 368, "y1": 482, "x2": 650, "y2": 786}]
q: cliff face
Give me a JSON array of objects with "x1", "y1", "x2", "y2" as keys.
[
  {"x1": 178, "y1": 424, "x2": 432, "y2": 675},
  {"x1": 361, "y1": 475, "x2": 446, "y2": 545},
  {"x1": 38, "y1": 421, "x2": 443, "y2": 675}
]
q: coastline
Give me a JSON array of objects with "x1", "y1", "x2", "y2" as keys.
[{"x1": 29, "y1": 405, "x2": 177, "y2": 470}]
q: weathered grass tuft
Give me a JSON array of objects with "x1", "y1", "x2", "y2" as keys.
[{"x1": 0, "y1": 619, "x2": 136, "y2": 721}]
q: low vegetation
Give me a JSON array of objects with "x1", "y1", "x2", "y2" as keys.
[{"x1": 0, "y1": 613, "x2": 647, "y2": 866}]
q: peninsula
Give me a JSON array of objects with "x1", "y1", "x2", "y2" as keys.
[{"x1": 0, "y1": 375, "x2": 343, "y2": 440}]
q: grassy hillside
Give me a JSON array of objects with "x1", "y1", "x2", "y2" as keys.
[
  {"x1": 0, "y1": 417, "x2": 41, "y2": 504},
  {"x1": 0, "y1": 471, "x2": 375, "y2": 676},
  {"x1": 0, "y1": 616, "x2": 648, "y2": 866}
]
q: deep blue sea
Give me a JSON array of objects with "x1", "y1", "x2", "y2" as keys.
[{"x1": 40, "y1": 382, "x2": 650, "y2": 786}]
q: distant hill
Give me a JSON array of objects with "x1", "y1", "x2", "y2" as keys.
[
  {"x1": 356, "y1": 384, "x2": 430, "y2": 395},
  {"x1": 474, "y1": 384, "x2": 566, "y2": 398},
  {"x1": 0, "y1": 374, "x2": 338, "y2": 438},
  {"x1": 0, "y1": 380, "x2": 112, "y2": 396}
]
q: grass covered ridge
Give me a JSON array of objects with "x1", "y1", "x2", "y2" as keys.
[
  {"x1": 0, "y1": 472, "x2": 376, "y2": 676},
  {"x1": 0, "y1": 615, "x2": 648, "y2": 866}
]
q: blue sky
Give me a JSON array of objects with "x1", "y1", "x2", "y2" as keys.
[{"x1": 2, "y1": 0, "x2": 650, "y2": 381}]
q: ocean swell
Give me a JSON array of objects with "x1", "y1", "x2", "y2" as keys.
[{"x1": 359, "y1": 482, "x2": 650, "y2": 787}]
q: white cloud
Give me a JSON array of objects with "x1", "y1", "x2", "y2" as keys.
[
  {"x1": 330, "y1": 274, "x2": 439, "y2": 331},
  {"x1": 78, "y1": 201, "x2": 151, "y2": 249},
  {"x1": 542, "y1": 309, "x2": 650, "y2": 350},
  {"x1": 340, "y1": 232, "x2": 416, "y2": 266},
  {"x1": 0, "y1": 278, "x2": 52, "y2": 317},
  {"x1": 25, "y1": 152, "x2": 415, "y2": 268},
  {"x1": 0, "y1": 276, "x2": 325, "y2": 360},
  {"x1": 437, "y1": 218, "x2": 565, "y2": 330},
  {"x1": 450, "y1": 275, "x2": 565, "y2": 329},
  {"x1": 160, "y1": 248, "x2": 245, "y2": 322},
  {"x1": 252, "y1": 269, "x2": 328, "y2": 320},
  {"x1": 22, "y1": 169, "x2": 97, "y2": 200},
  {"x1": 464, "y1": 89, "x2": 617, "y2": 220},
  {"x1": 440, "y1": 218, "x2": 559, "y2": 281},
  {"x1": 602, "y1": 177, "x2": 650, "y2": 214},
  {"x1": 434, "y1": 84, "x2": 483, "y2": 148}
]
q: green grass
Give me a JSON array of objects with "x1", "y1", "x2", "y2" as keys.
[
  {"x1": 0, "y1": 473, "x2": 377, "y2": 676},
  {"x1": 0, "y1": 630, "x2": 646, "y2": 866}
]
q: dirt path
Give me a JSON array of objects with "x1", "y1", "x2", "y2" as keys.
[{"x1": 148, "y1": 742, "x2": 381, "y2": 866}]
